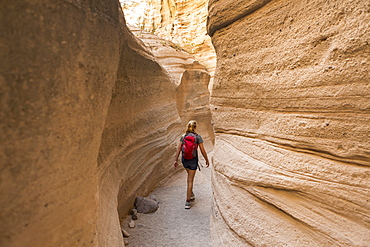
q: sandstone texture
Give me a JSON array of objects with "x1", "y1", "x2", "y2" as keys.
[
  {"x1": 131, "y1": 0, "x2": 217, "y2": 83},
  {"x1": 129, "y1": 26, "x2": 206, "y2": 85},
  {"x1": 129, "y1": 26, "x2": 215, "y2": 149},
  {"x1": 0, "y1": 1, "x2": 121, "y2": 246},
  {"x1": 0, "y1": 0, "x2": 207, "y2": 246},
  {"x1": 208, "y1": 0, "x2": 370, "y2": 246},
  {"x1": 176, "y1": 70, "x2": 215, "y2": 151},
  {"x1": 96, "y1": 14, "x2": 183, "y2": 246}
]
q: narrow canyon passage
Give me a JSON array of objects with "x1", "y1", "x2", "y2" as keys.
[
  {"x1": 1, "y1": 1, "x2": 369, "y2": 246},
  {"x1": 122, "y1": 155, "x2": 213, "y2": 246}
]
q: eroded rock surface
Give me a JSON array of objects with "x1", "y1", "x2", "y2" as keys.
[
  {"x1": 0, "y1": 1, "x2": 121, "y2": 246},
  {"x1": 0, "y1": 1, "x2": 185, "y2": 247},
  {"x1": 176, "y1": 69, "x2": 215, "y2": 150},
  {"x1": 96, "y1": 15, "x2": 183, "y2": 246},
  {"x1": 133, "y1": 0, "x2": 217, "y2": 82},
  {"x1": 129, "y1": 26, "x2": 206, "y2": 85},
  {"x1": 208, "y1": 0, "x2": 370, "y2": 246},
  {"x1": 129, "y1": 26, "x2": 215, "y2": 148}
]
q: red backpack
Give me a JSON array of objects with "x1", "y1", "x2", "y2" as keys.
[{"x1": 182, "y1": 133, "x2": 198, "y2": 160}]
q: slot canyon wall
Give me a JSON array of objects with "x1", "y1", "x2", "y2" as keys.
[
  {"x1": 97, "y1": 23, "x2": 213, "y2": 246},
  {"x1": 96, "y1": 15, "x2": 183, "y2": 246},
  {"x1": 1, "y1": 1, "x2": 122, "y2": 246},
  {"x1": 208, "y1": 0, "x2": 370, "y2": 246},
  {"x1": 133, "y1": 0, "x2": 217, "y2": 82},
  {"x1": 0, "y1": 1, "x2": 211, "y2": 246},
  {"x1": 129, "y1": 26, "x2": 215, "y2": 149}
]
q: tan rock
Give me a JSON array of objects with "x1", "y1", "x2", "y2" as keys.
[
  {"x1": 97, "y1": 10, "x2": 182, "y2": 247},
  {"x1": 0, "y1": 1, "x2": 183, "y2": 247},
  {"x1": 128, "y1": 0, "x2": 217, "y2": 85},
  {"x1": 122, "y1": 229, "x2": 130, "y2": 238},
  {"x1": 0, "y1": 1, "x2": 122, "y2": 246},
  {"x1": 208, "y1": 0, "x2": 370, "y2": 246},
  {"x1": 129, "y1": 26, "x2": 205, "y2": 86},
  {"x1": 129, "y1": 25, "x2": 215, "y2": 148},
  {"x1": 176, "y1": 69, "x2": 215, "y2": 150},
  {"x1": 128, "y1": 220, "x2": 136, "y2": 229}
]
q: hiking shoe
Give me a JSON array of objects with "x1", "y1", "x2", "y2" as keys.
[
  {"x1": 185, "y1": 201, "x2": 191, "y2": 209},
  {"x1": 190, "y1": 193, "x2": 195, "y2": 201}
]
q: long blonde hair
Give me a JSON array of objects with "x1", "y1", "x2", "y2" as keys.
[{"x1": 185, "y1": 120, "x2": 197, "y2": 134}]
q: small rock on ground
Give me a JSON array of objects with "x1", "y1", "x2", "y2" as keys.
[{"x1": 134, "y1": 196, "x2": 159, "y2": 214}]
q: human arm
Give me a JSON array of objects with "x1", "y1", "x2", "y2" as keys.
[
  {"x1": 173, "y1": 141, "x2": 182, "y2": 169},
  {"x1": 198, "y1": 142, "x2": 210, "y2": 168}
]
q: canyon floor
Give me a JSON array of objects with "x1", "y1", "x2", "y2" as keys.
[{"x1": 122, "y1": 155, "x2": 213, "y2": 247}]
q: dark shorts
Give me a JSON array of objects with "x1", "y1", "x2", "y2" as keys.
[{"x1": 182, "y1": 157, "x2": 198, "y2": 171}]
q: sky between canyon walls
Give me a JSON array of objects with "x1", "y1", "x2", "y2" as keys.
[{"x1": 120, "y1": 0, "x2": 148, "y2": 26}]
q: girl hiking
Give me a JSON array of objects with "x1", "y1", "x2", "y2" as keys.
[{"x1": 174, "y1": 120, "x2": 210, "y2": 209}]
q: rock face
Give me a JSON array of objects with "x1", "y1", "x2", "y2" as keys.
[
  {"x1": 135, "y1": 0, "x2": 217, "y2": 82},
  {"x1": 176, "y1": 70, "x2": 214, "y2": 150},
  {"x1": 0, "y1": 1, "x2": 121, "y2": 246},
  {"x1": 0, "y1": 1, "x2": 192, "y2": 246},
  {"x1": 208, "y1": 0, "x2": 370, "y2": 246},
  {"x1": 129, "y1": 26, "x2": 206, "y2": 86},
  {"x1": 129, "y1": 26, "x2": 215, "y2": 149},
  {"x1": 96, "y1": 14, "x2": 183, "y2": 246}
]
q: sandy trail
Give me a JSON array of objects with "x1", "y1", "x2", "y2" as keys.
[{"x1": 122, "y1": 159, "x2": 213, "y2": 247}]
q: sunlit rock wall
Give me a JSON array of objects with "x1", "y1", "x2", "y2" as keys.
[
  {"x1": 129, "y1": 26, "x2": 206, "y2": 85},
  {"x1": 208, "y1": 0, "x2": 370, "y2": 246},
  {"x1": 129, "y1": 26, "x2": 215, "y2": 149},
  {"x1": 139, "y1": 0, "x2": 217, "y2": 82}
]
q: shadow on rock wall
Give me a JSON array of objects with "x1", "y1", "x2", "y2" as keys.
[
  {"x1": 129, "y1": 26, "x2": 215, "y2": 149},
  {"x1": 96, "y1": 11, "x2": 183, "y2": 246},
  {"x1": 1, "y1": 1, "x2": 122, "y2": 246},
  {"x1": 0, "y1": 1, "x2": 212, "y2": 247}
]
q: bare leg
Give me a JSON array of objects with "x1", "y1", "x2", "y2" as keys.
[{"x1": 186, "y1": 169, "x2": 196, "y2": 201}]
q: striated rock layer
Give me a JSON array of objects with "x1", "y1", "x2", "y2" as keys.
[
  {"x1": 138, "y1": 0, "x2": 217, "y2": 83},
  {"x1": 96, "y1": 14, "x2": 183, "y2": 246},
  {"x1": 129, "y1": 25, "x2": 206, "y2": 86},
  {"x1": 0, "y1": 1, "x2": 205, "y2": 246},
  {"x1": 129, "y1": 26, "x2": 215, "y2": 149},
  {"x1": 208, "y1": 0, "x2": 370, "y2": 246}
]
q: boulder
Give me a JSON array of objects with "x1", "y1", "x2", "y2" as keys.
[{"x1": 134, "y1": 196, "x2": 159, "y2": 214}]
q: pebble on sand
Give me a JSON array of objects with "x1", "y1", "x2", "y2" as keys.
[
  {"x1": 122, "y1": 229, "x2": 130, "y2": 238},
  {"x1": 129, "y1": 220, "x2": 135, "y2": 228}
]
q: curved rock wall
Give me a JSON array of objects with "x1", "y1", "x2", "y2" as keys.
[
  {"x1": 0, "y1": 1, "x2": 193, "y2": 246},
  {"x1": 129, "y1": 26, "x2": 215, "y2": 148},
  {"x1": 129, "y1": 26, "x2": 206, "y2": 85},
  {"x1": 96, "y1": 14, "x2": 183, "y2": 246},
  {"x1": 0, "y1": 1, "x2": 121, "y2": 246},
  {"x1": 208, "y1": 0, "x2": 370, "y2": 246},
  {"x1": 176, "y1": 70, "x2": 214, "y2": 150},
  {"x1": 138, "y1": 0, "x2": 217, "y2": 82}
]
